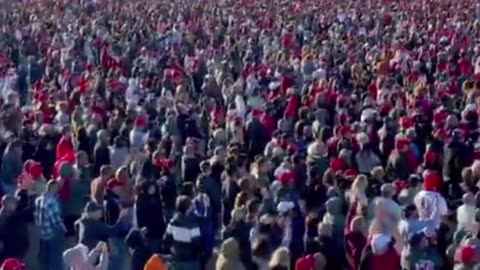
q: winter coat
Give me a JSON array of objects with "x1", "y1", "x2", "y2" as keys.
[
  {"x1": 0, "y1": 146, "x2": 22, "y2": 186},
  {"x1": 135, "y1": 183, "x2": 166, "y2": 239},
  {"x1": 126, "y1": 229, "x2": 153, "y2": 270},
  {"x1": 93, "y1": 143, "x2": 110, "y2": 176},
  {"x1": 0, "y1": 209, "x2": 29, "y2": 262}
]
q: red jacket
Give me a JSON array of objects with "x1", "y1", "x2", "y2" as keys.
[
  {"x1": 359, "y1": 245, "x2": 400, "y2": 270},
  {"x1": 56, "y1": 136, "x2": 73, "y2": 160}
]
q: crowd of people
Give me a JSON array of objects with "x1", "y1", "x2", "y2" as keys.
[{"x1": 0, "y1": 0, "x2": 480, "y2": 269}]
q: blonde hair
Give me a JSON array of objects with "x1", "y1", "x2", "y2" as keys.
[
  {"x1": 352, "y1": 175, "x2": 368, "y2": 193},
  {"x1": 268, "y1": 247, "x2": 290, "y2": 270}
]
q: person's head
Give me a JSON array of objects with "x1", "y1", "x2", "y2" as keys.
[
  {"x1": 462, "y1": 167, "x2": 474, "y2": 185},
  {"x1": 200, "y1": 161, "x2": 211, "y2": 175},
  {"x1": 380, "y1": 183, "x2": 394, "y2": 198},
  {"x1": 62, "y1": 125, "x2": 72, "y2": 138},
  {"x1": 230, "y1": 207, "x2": 246, "y2": 224},
  {"x1": 46, "y1": 180, "x2": 60, "y2": 194},
  {"x1": 255, "y1": 156, "x2": 269, "y2": 174},
  {"x1": 113, "y1": 136, "x2": 127, "y2": 149},
  {"x1": 352, "y1": 175, "x2": 368, "y2": 192},
  {"x1": 234, "y1": 191, "x2": 248, "y2": 209},
  {"x1": 268, "y1": 247, "x2": 290, "y2": 270},
  {"x1": 115, "y1": 166, "x2": 129, "y2": 182},
  {"x1": 100, "y1": 165, "x2": 114, "y2": 180},
  {"x1": 238, "y1": 177, "x2": 251, "y2": 192},
  {"x1": 403, "y1": 204, "x2": 418, "y2": 219},
  {"x1": 408, "y1": 231, "x2": 427, "y2": 249},
  {"x1": 213, "y1": 146, "x2": 226, "y2": 161},
  {"x1": 175, "y1": 195, "x2": 192, "y2": 215},
  {"x1": 75, "y1": 151, "x2": 88, "y2": 167},
  {"x1": 1, "y1": 194, "x2": 17, "y2": 212},
  {"x1": 463, "y1": 192, "x2": 475, "y2": 206},
  {"x1": 97, "y1": 129, "x2": 109, "y2": 144},
  {"x1": 371, "y1": 166, "x2": 385, "y2": 180},
  {"x1": 84, "y1": 201, "x2": 103, "y2": 220}
]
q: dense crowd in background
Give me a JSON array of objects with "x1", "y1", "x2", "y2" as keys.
[{"x1": 1, "y1": 0, "x2": 480, "y2": 269}]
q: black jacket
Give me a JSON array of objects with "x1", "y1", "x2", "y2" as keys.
[
  {"x1": 0, "y1": 209, "x2": 29, "y2": 262},
  {"x1": 136, "y1": 183, "x2": 166, "y2": 239},
  {"x1": 163, "y1": 214, "x2": 202, "y2": 262},
  {"x1": 126, "y1": 229, "x2": 153, "y2": 270},
  {"x1": 93, "y1": 143, "x2": 110, "y2": 176}
]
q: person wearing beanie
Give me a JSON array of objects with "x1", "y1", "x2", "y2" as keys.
[{"x1": 413, "y1": 171, "x2": 448, "y2": 229}]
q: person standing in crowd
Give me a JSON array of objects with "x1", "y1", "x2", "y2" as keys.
[
  {"x1": 93, "y1": 130, "x2": 111, "y2": 177},
  {"x1": 0, "y1": 195, "x2": 29, "y2": 263},
  {"x1": 135, "y1": 181, "x2": 165, "y2": 252},
  {"x1": 91, "y1": 166, "x2": 113, "y2": 205},
  {"x1": 163, "y1": 195, "x2": 202, "y2": 270},
  {"x1": 63, "y1": 241, "x2": 109, "y2": 270},
  {"x1": 34, "y1": 180, "x2": 66, "y2": 270},
  {"x1": 1, "y1": 139, "x2": 23, "y2": 194},
  {"x1": 215, "y1": 238, "x2": 246, "y2": 270}
]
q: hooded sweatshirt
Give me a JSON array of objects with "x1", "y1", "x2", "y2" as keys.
[
  {"x1": 216, "y1": 238, "x2": 247, "y2": 270},
  {"x1": 63, "y1": 243, "x2": 108, "y2": 270}
]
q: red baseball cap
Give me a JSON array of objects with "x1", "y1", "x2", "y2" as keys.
[{"x1": 1, "y1": 258, "x2": 25, "y2": 270}]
